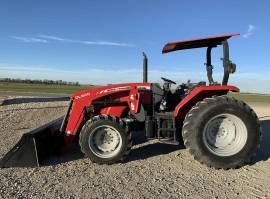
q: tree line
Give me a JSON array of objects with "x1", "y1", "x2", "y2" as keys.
[{"x1": 0, "y1": 78, "x2": 80, "y2": 86}]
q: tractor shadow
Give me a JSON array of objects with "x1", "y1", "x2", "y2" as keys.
[
  {"x1": 129, "y1": 119, "x2": 270, "y2": 163},
  {"x1": 127, "y1": 132, "x2": 184, "y2": 162},
  {"x1": 45, "y1": 119, "x2": 270, "y2": 166},
  {"x1": 45, "y1": 131, "x2": 184, "y2": 166},
  {"x1": 252, "y1": 119, "x2": 270, "y2": 163},
  {"x1": 44, "y1": 143, "x2": 84, "y2": 166}
]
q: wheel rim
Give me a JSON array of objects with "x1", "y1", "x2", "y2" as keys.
[
  {"x1": 89, "y1": 125, "x2": 122, "y2": 158},
  {"x1": 202, "y1": 113, "x2": 248, "y2": 157}
]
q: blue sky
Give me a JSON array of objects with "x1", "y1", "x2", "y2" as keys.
[{"x1": 0, "y1": 0, "x2": 269, "y2": 93}]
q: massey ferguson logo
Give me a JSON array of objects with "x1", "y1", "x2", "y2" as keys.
[{"x1": 137, "y1": 86, "x2": 151, "y2": 90}]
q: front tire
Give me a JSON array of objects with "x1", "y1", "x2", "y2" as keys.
[
  {"x1": 182, "y1": 96, "x2": 261, "y2": 169},
  {"x1": 79, "y1": 115, "x2": 132, "y2": 164}
]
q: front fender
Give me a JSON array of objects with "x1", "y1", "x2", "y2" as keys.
[{"x1": 174, "y1": 85, "x2": 239, "y2": 119}]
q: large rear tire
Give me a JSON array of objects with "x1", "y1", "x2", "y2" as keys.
[
  {"x1": 79, "y1": 115, "x2": 132, "y2": 164},
  {"x1": 182, "y1": 96, "x2": 261, "y2": 169}
]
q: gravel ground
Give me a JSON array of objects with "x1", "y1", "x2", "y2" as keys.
[{"x1": 0, "y1": 98, "x2": 270, "y2": 198}]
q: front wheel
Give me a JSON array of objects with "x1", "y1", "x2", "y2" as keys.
[
  {"x1": 182, "y1": 96, "x2": 261, "y2": 169},
  {"x1": 79, "y1": 115, "x2": 132, "y2": 164}
]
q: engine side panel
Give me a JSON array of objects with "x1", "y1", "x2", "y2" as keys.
[
  {"x1": 100, "y1": 106, "x2": 127, "y2": 117},
  {"x1": 174, "y1": 85, "x2": 240, "y2": 119}
]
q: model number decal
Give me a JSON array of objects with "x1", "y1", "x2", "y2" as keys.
[
  {"x1": 98, "y1": 86, "x2": 131, "y2": 94},
  {"x1": 74, "y1": 93, "x2": 91, "y2": 100}
]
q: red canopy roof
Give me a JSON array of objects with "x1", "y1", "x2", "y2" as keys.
[{"x1": 162, "y1": 33, "x2": 240, "y2": 54}]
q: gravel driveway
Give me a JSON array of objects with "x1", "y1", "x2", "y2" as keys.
[{"x1": 0, "y1": 98, "x2": 269, "y2": 198}]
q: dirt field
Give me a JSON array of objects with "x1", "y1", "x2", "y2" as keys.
[{"x1": 0, "y1": 98, "x2": 269, "y2": 198}]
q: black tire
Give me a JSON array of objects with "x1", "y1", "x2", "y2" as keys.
[
  {"x1": 79, "y1": 115, "x2": 132, "y2": 164},
  {"x1": 182, "y1": 95, "x2": 261, "y2": 169}
]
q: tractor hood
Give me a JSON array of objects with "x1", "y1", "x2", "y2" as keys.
[
  {"x1": 70, "y1": 83, "x2": 151, "y2": 100},
  {"x1": 162, "y1": 33, "x2": 240, "y2": 53}
]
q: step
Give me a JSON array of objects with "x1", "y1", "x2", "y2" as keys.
[
  {"x1": 158, "y1": 139, "x2": 179, "y2": 145},
  {"x1": 158, "y1": 128, "x2": 176, "y2": 131},
  {"x1": 156, "y1": 112, "x2": 174, "y2": 119}
]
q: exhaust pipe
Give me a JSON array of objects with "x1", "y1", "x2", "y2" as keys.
[{"x1": 143, "y1": 52, "x2": 148, "y2": 83}]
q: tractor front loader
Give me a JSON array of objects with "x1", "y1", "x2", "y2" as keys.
[{"x1": 0, "y1": 33, "x2": 261, "y2": 169}]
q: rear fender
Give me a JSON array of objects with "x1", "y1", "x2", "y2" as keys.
[{"x1": 174, "y1": 85, "x2": 239, "y2": 119}]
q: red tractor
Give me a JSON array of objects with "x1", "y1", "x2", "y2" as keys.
[{"x1": 1, "y1": 33, "x2": 261, "y2": 169}]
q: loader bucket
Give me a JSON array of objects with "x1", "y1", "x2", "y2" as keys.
[{"x1": 0, "y1": 116, "x2": 64, "y2": 168}]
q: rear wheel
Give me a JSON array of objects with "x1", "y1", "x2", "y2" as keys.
[
  {"x1": 79, "y1": 115, "x2": 132, "y2": 164},
  {"x1": 182, "y1": 96, "x2": 261, "y2": 169}
]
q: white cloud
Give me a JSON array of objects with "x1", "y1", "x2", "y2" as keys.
[
  {"x1": 0, "y1": 64, "x2": 269, "y2": 94},
  {"x1": 243, "y1": 24, "x2": 255, "y2": 39},
  {"x1": 38, "y1": 34, "x2": 68, "y2": 42},
  {"x1": 12, "y1": 36, "x2": 48, "y2": 43},
  {"x1": 78, "y1": 40, "x2": 134, "y2": 47},
  {"x1": 12, "y1": 34, "x2": 134, "y2": 47}
]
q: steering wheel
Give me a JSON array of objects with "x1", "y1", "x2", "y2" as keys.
[{"x1": 161, "y1": 77, "x2": 176, "y2": 84}]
